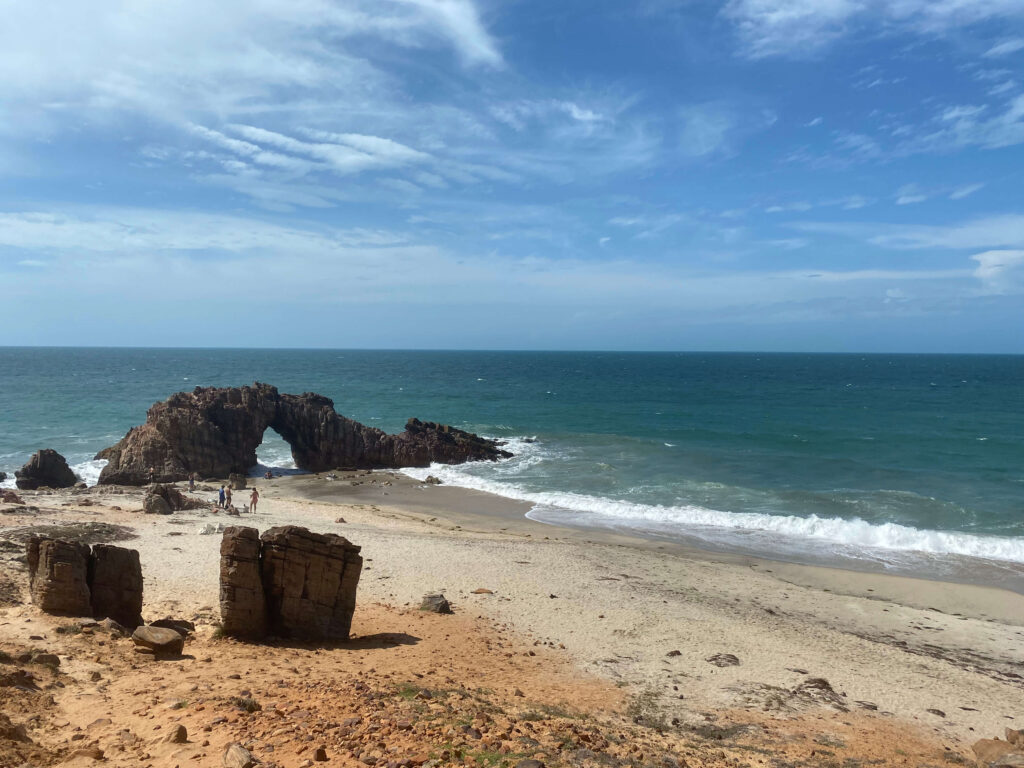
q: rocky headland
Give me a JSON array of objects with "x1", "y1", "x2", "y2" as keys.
[{"x1": 96, "y1": 383, "x2": 512, "y2": 485}]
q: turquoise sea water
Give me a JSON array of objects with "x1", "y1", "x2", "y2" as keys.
[{"x1": 1, "y1": 348, "x2": 1022, "y2": 587}]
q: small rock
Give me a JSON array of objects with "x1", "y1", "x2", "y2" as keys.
[
  {"x1": 224, "y1": 742, "x2": 255, "y2": 768},
  {"x1": 166, "y1": 724, "x2": 188, "y2": 743},
  {"x1": 516, "y1": 760, "x2": 545, "y2": 768},
  {"x1": 31, "y1": 652, "x2": 60, "y2": 668},
  {"x1": 665, "y1": 650, "x2": 682, "y2": 657},
  {"x1": 314, "y1": 746, "x2": 329, "y2": 761},
  {"x1": 926, "y1": 708, "x2": 946, "y2": 718},
  {"x1": 131, "y1": 625, "x2": 185, "y2": 656},
  {"x1": 335, "y1": 517, "x2": 347, "y2": 524},
  {"x1": 471, "y1": 588, "x2": 493, "y2": 595},
  {"x1": 424, "y1": 475, "x2": 442, "y2": 485},
  {"x1": 420, "y1": 594, "x2": 452, "y2": 614},
  {"x1": 706, "y1": 653, "x2": 740, "y2": 667}
]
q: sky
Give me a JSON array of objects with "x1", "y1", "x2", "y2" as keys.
[{"x1": 2, "y1": 0, "x2": 1023, "y2": 352}]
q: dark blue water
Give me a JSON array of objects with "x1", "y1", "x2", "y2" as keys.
[{"x1": 2, "y1": 348, "x2": 1022, "y2": 580}]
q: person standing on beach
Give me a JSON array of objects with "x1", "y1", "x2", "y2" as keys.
[
  {"x1": 250, "y1": 487, "x2": 259, "y2": 514},
  {"x1": 148, "y1": 466, "x2": 155, "y2": 484},
  {"x1": 225, "y1": 486, "x2": 232, "y2": 510},
  {"x1": 188, "y1": 473, "x2": 195, "y2": 492},
  {"x1": 218, "y1": 485, "x2": 226, "y2": 508}
]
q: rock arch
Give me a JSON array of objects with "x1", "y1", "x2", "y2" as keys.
[{"x1": 96, "y1": 383, "x2": 510, "y2": 485}]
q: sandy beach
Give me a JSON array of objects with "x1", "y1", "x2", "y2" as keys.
[{"x1": 1, "y1": 472, "x2": 1022, "y2": 767}]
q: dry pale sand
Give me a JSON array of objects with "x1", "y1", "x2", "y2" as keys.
[{"x1": 1, "y1": 471, "x2": 1023, "y2": 766}]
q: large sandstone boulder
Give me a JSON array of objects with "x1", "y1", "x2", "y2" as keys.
[
  {"x1": 27, "y1": 538, "x2": 144, "y2": 624},
  {"x1": 15, "y1": 449, "x2": 78, "y2": 490},
  {"x1": 229, "y1": 473, "x2": 247, "y2": 490},
  {"x1": 218, "y1": 525, "x2": 362, "y2": 642},
  {"x1": 27, "y1": 537, "x2": 92, "y2": 615},
  {"x1": 96, "y1": 383, "x2": 511, "y2": 485},
  {"x1": 88, "y1": 544, "x2": 144, "y2": 628},
  {"x1": 260, "y1": 526, "x2": 362, "y2": 641},
  {"x1": 219, "y1": 527, "x2": 266, "y2": 639}
]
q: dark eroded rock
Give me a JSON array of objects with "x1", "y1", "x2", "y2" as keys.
[
  {"x1": 260, "y1": 525, "x2": 362, "y2": 641},
  {"x1": 15, "y1": 449, "x2": 78, "y2": 490},
  {"x1": 27, "y1": 537, "x2": 91, "y2": 616},
  {"x1": 219, "y1": 527, "x2": 267, "y2": 640},
  {"x1": 97, "y1": 383, "x2": 511, "y2": 485},
  {"x1": 88, "y1": 544, "x2": 144, "y2": 628},
  {"x1": 229, "y1": 473, "x2": 247, "y2": 490}
]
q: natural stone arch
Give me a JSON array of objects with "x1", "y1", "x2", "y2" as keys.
[{"x1": 97, "y1": 383, "x2": 510, "y2": 485}]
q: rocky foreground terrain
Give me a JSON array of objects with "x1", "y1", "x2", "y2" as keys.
[{"x1": 1, "y1": 479, "x2": 1021, "y2": 768}]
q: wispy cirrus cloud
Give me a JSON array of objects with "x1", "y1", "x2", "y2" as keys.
[{"x1": 723, "y1": 0, "x2": 1024, "y2": 58}]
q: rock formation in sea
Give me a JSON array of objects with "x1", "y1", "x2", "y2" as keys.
[
  {"x1": 96, "y1": 382, "x2": 511, "y2": 485},
  {"x1": 15, "y1": 449, "x2": 78, "y2": 490},
  {"x1": 26, "y1": 537, "x2": 144, "y2": 627},
  {"x1": 219, "y1": 525, "x2": 362, "y2": 642}
]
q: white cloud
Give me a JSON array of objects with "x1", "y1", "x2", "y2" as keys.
[
  {"x1": 0, "y1": 0, "x2": 500, "y2": 128},
  {"x1": 984, "y1": 38, "x2": 1024, "y2": 57},
  {"x1": 949, "y1": 183, "x2": 985, "y2": 200},
  {"x1": 723, "y1": 0, "x2": 1024, "y2": 58},
  {"x1": 796, "y1": 214, "x2": 1024, "y2": 251},
  {"x1": 971, "y1": 249, "x2": 1024, "y2": 293},
  {"x1": 895, "y1": 184, "x2": 928, "y2": 205}
]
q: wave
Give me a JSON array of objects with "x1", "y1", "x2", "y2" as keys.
[{"x1": 402, "y1": 439, "x2": 1024, "y2": 566}]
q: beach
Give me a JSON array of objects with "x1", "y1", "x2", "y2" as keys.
[{"x1": 1, "y1": 472, "x2": 1021, "y2": 767}]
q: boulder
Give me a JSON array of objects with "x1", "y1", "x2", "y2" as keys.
[
  {"x1": 27, "y1": 537, "x2": 92, "y2": 616},
  {"x1": 1, "y1": 489, "x2": 24, "y2": 505},
  {"x1": 143, "y1": 492, "x2": 172, "y2": 515},
  {"x1": 143, "y1": 483, "x2": 203, "y2": 514},
  {"x1": 223, "y1": 743, "x2": 255, "y2": 768},
  {"x1": 1009, "y1": 731, "x2": 1024, "y2": 747},
  {"x1": 97, "y1": 383, "x2": 511, "y2": 485},
  {"x1": 424, "y1": 475, "x2": 442, "y2": 485},
  {"x1": 88, "y1": 544, "x2": 144, "y2": 628},
  {"x1": 229, "y1": 473, "x2": 247, "y2": 490},
  {"x1": 15, "y1": 449, "x2": 78, "y2": 490},
  {"x1": 0, "y1": 471, "x2": 5, "y2": 482},
  {"x1": 132, "y1": 625, "x2": 185, "y2": 655},
  {"x1": 150, "y1": 618, "x2": 195, "y2": 636},
  {"x1": 260, "y1": 526, "x2": 362, "y2": 641},
  {"x1": 219, "y1": 527, "x2": 267, "y2": 640},
  {"x1": 420, "y1": 594, "x2": 453, "y2": 614}
]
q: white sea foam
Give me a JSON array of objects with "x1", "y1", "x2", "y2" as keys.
[
  {"x1": 403, "y1": 439, "x2": 1024, "y2": 566},
  {"x1": 72, "y1": 459, "x2": 108, "y2": 487}
]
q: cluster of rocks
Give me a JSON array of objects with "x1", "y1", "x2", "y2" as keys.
[
  {"x1": 220, "y1": 525, "x2": 363, "y2": 642},
  {"x1": 974, "y1": 729, "x2": 1024, "y2": 767},
  {"x1": 143, "y1": 483, "x2": 207, "y2": 515},
  {"x1": 96, "y1": 382, "x2": 511, "y2": 485},
  {"x1": 26, "y1": 537, "x2": 143, "y2": 628},
  {"x1": 13, "y1": 449, "x2": 78, "y2": 490}
]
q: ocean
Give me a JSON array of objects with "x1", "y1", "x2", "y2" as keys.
[{"x1": 2, "y1": 348, "x2": 1022, "y2": 589}]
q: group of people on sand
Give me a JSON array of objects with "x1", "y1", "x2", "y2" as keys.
[
  {"x1": 217, "y1": 483, "x2": 259, "y2": 513},
  {"x1": 149, "y1": 466, "x2": 259, "y2": 513}
]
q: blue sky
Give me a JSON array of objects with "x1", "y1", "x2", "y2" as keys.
[{"x1": 2, "y1": 0, "x2": 1023, "y2": 351}]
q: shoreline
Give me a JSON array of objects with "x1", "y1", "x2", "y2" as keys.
[{"x1": 289, "y1": 469, "x2": 1024, "y2": 605}]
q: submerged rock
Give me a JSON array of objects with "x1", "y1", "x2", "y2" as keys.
[
  {"x1": 97, "y1": 383, "x2": 511, "y2": 485},
  {"x1": 15, "y1": 449, "x2": 77, "y2": 490}
]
